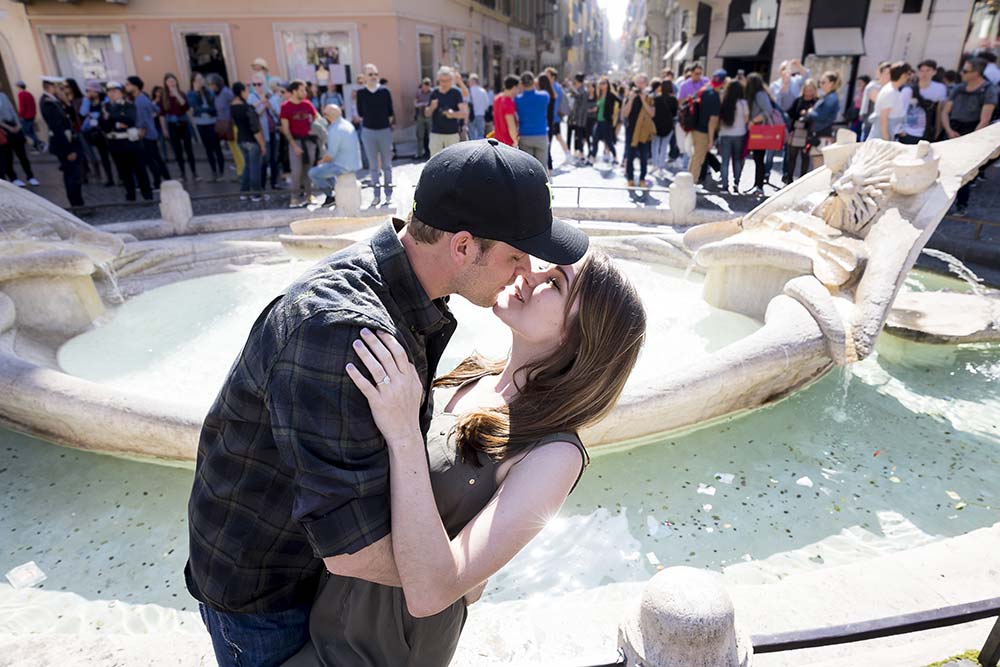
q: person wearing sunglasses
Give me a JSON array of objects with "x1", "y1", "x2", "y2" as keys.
[{"x1": 355, "y1": 63, "x2": 395, "y2": 192}]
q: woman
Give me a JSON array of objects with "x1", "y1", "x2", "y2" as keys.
[
  {"x1": 745, "y1": 72, "x2": 777, "y2": 196},
  {"x1": 63, "y1": 78, "x2": 92, "y2": 182},
  {"x1": 150, "y1": 86, "x2": 172, "y2": 166},
  {"x1": 718, "y1": 78, "x2": 748, "y2": 194},
  {"x1": 849, "y1": 75, "x2": 869, "y2": 137},
  {"x1": 284, "y1": 250, "x2": 646, "y2": 667},
  {"x1": 536, "y1": 73, "x2": 558, "y2": 170},
  {"x1": 188, "y1": 72, "x2": 225, "y2": 181},
  {"x1": 588, "y1": 77, "x2": 620, "y2": 164},
  {"x1": 584, "y1": 81, "x2": 598, "y2": 163},
  {"x1": 650, "y1": 78, "x2": 678, "y2": 177},
  {"x1": 80, "y1": 81, "x2": 114, "y2": 187},
  {"x1": 805, "y1": 72, "x2": 841, "y2": 170},
  {"x1": 160, "y1": 73, "x2": 199, "y2": 181},
  {"x1": 783, "y1": 79, "x2": 818, "y2": 184}
]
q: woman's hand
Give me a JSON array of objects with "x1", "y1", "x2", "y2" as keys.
[{"x1": 346, "y1": 328, "x2": 423, "y2": 446}]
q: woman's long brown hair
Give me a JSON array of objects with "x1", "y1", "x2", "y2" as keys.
[{"x1": 435, "y1": 251, "x2": 646, "y2": 465}]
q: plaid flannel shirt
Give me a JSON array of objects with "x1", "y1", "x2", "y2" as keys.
[{"x1": 185, "y1": 220, "x2": 456, "y2": 613}]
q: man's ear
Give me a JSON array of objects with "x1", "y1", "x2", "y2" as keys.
[{"x1": 449, "y1": 231, "x2": 476, "y2": 266}]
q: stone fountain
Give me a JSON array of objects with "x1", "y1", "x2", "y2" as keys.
[{"x1": 0, "y1": 126, "x2": 998, "y2": 463}]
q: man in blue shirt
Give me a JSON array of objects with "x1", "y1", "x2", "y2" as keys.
[
  {"x1": 545, "y1": 66, "x2": 571, "y2": 156},
  {"x1": 308, "y1": 104, "x2": 362, "y2": 206},
  {"x1": 515, "y1": 71, "x2": 550, "y2": 174},
  {"x1": 126, "y1": 76, "x2": 170, "y2": 188}
]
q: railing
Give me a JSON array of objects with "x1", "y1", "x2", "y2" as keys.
[{"x1": 581, "y1": 596, "x2": 1000, "y2": 667}]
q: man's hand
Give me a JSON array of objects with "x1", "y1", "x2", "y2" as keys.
[
  {"x1": 67, "y1": 152, "x2": 77, "y2": 161},
  {"x1": 292, "y1": 142, "x2": 303, "y2": 157}
]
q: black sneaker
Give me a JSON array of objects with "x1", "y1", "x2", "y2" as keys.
[
  {"x1": 322, "y1": 194, "x2": 336, "y2": 207},
  {"x1": 952, "y1": 205, "x2": 967, "y2": 217}
]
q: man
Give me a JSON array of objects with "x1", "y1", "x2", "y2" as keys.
[
  {"x1": 15, "y1": 81, "x2": 45, "y2": 153},
  {"x1": 280, "y1": 79, "x2": 320, "y2": 207},
  {"x1": 660, "y1": 69, "x2": 678, "y2": 96},
  {"x1": 867, "y1": 61, "x2": 912, "y2": 141},
  {"x1": 900, "y1": 59, "x2": 949, "y2": 143},
  {"x1": 941, "y1": 57, "x2": 998, "y2": 216},
  {"x1": 248, "y1": 72, "x2": 281, "y2": 191},
  {"x1": 207, "y1": 74, "x2": 243, "y2": 179},
  {"x1": 308, "y1": 104, "x2": 362, "y2": 205},
  {"x1": 99, "y1": 81, "x2": 152, "y2": 202},
  {"x1": 125, "y1": 75, "x2": 170, "y2": 188},
  {"x1": 677, "y1": 63, "x2": 706, "y2": 103},
  {"x1": 688, "y1": 69, "x2": 720, "y2": 188},
  {"x1": 426, "y1": 66, "x2": 468, "y2": 155},
  {"x1": 514, "y1": 71, "x2": 550, "y2": 169},
  {"x1": 566, "y1": 73, "x2": 588, "y2": 161},
  {"x1": 544, "y1": 66, "x2": 571, "y2": 154},
  {"x1": 186, "y1": 139, "x2": 589, "y2": 667},
  {"x1": 770, "y1": 59, "x2": 809, "y2": 112},
  {"x1": 39, "y1": 75, "x2": 84, "y2": 206},
  {"x1": 231, "y1": 82, "x2": 267, "y2": 202},
  {"x1": 980, "y1": 51, "x2": 1000, "y2": 86},
  {"x1": 413, "y1": 77, "x2": 433, "y2": 159},
  {"x1": 622, "y1": 73, "x2": 656, "y2": 188},
  {"x1": 467, "y1": 73, "x2": 490, "y2": 140},
  {"x1": 0, "y1": 83, "x2": 38, "y2": 186},
  {"x1": 860, "y1": 62, "x2": 891, "y2": 140},
  {"x1": 251, "y1": 57, "x2": 275, "y2": 89},
  {"x1": 492, "y1": 74, "x2": 520, "y2": 148},
  {"x1": 356, "y1": 63, "x2": 395, "y2": 191}
]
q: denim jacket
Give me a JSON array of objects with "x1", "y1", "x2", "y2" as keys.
[{"x1": 187, "y1": 89, "x2": 217, "y2": 125}]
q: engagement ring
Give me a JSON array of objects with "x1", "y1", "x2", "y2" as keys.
[{"x1": 380, "y1": 375, "x2": 391, "y2": 385}]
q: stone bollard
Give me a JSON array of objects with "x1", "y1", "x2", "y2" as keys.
[
  {"x1": 618, "y1": 566, "x2": 752, "y2": 667},
  {"x1": 669, "y1": 172, "x2": 696, "y2": 223},
  {"x1": 334, "y1": 173, "x2": 362, "y2": 216},
  {"x1": 158, "y1": 180, "x2": 192, "y2": 235}
]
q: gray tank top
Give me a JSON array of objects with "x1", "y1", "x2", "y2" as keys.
[{"x1": 283, "y1": 376, "x2": 587, "y2": 667}]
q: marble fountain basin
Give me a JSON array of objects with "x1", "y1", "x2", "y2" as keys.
[{"x1": 0, "y1": 125, "x2": 999, "y2": 464}]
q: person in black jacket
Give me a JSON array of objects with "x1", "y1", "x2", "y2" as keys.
[
  {"x1": 355, "y1": 63, "x2": 395, "y2": 189},
  {"x1": 650, "y1": 78, "x2": 678, "y2": 177},
  {"x1": 100, "y1": 81, "x2": 152, "y2": 201},
  {"x1": 39, "y1": 76, "x2": 84, "y2": 206}
]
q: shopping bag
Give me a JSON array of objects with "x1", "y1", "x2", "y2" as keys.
[{"x1": 748, "y1": 124, "x2": 785, "y2": 151}]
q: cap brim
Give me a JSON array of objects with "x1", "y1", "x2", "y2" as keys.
[{"x1": 510, "y1": 217, "x2": 589, "y2": 265}]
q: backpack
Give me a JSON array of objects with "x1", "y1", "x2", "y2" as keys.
[
  {"x1": 557, "y1": 86, "x2": 570, "y2": 117},
  {"x1": 679, "y1": 88, "x2": 704, "y2": 132}
]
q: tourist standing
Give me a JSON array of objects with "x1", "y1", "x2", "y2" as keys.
[
  {"x1": 308, "y1": 104, "x2": 362, "y2": 204},
  {"x1": 677, "y1": 63, "x2": 706, "y2": 103},
  {"x1": 126, "y1": 76, "x2": 170, "y2": 189},
  {"x1": 491, "y1": 75, "x2": 520, "y2": 148},
  {"x1": 770, "y1": 59, "x2": 809, "y2": 113},
  {"x1": 718, "y1": 79, "x2": 748, "y2": 194},
  {"x1": 745, "y1": 73, "x2": 777, "y2": 195},
  {"x1": 806, "y1": 72, "x2": 842, "y2": 170},
  {"x1": 39, "y1": 75, "x2": 84, "y2": 206},
  {"x1": 188, "y1": 73, "x2": 225, "y2": 181},
  {"x1": 15, "y1": 81, "x2": 45, "y2": 152},
  {"x1": 467, "y1": 74, "x2": 490, "y2": 140},
  {"x1": 413, "y1": 78, "x2": 432, "y2": 159},
  {"x1": 901, "y1": 59, "x2": 949, "y2": 143},
  {"x1": 584, "y1": 81, "x2": 598, "y2": 161},
  {"x1": 280, "y1": 79, "x2": 319, "y2": 207},
  {"x1": 161, "y1": 73, "x2": 199, "y2": 181},
  {"x1": 0, "y1": 83, "x2": 38, "y2": 187},
  {"x1": 622, "y1": 74, "x2": 656, "y2": 188},
  {"x1": 207, "y1": 74, "x2": 243, "y2": 179},
  {"x1": 100, "y1": 81, "x2": 152, "y2": 202},
  {"x1": 81, "y1": 80, "x2": 114, "y2": 187},
  {"x1": 783, "y1": 80, "x2": 818, "y2": 184},
  {"x1": 249, "y1": 72, "x2": 281, "y2": 191},
  {"x1": 231, "y1": 82, "x2": 266, "y2": 202},
  {"x1": 356, "y1": 63, "x2": 395, "y2": 190},
  {"x1": 545, "y1": 66, "x2": 571, "y2": 155},
  {"x1": 251, "y1": 58, "x2": 275, "y2": 90},
  {"x1": 941, "y1": 57, "x2": 998, "y2": 216},
  {"x1": 426, "y1": 67, "x2": 467, "y2": 156},
  {"x1": 688, "y1": 73, "x2": 720, "y2": 189},
  {"x1": 588, "y1": 76, "x2": 619, "y2": 164},
  {"x1": 860, "y1": 62, "x2": 892, "y2": 140},
  {"x1": 567, "y1": 74, "x2": 589, "y2": 162},
  {"x1": 867, "y1": 62, "x2": 913, "y2": 141},
  {"x1": 515, "y1": 71, "x2": 550, "y2": 169},
  {"x1": 650, "y1": 77, "x2": 677, "y2": 176},
  {"x1": 536, "y1": 73, "x2": 560, "y2": 170}
]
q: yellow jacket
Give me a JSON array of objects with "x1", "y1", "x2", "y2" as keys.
[{"x1": 629, "y1": 100, "x2": 656, "y2": 147}]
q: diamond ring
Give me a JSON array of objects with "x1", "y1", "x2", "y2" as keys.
[{"x1": 380, "y1": 375, "x2": 391, "y2": 385}]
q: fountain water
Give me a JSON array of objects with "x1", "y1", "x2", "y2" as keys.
[{"x1": 920, "y1": 248, "x2": 988, "y2": 296}]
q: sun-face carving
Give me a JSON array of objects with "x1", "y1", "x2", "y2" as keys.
[{"x1": 813, "y1": 140, "x2": 906, "y2": 238}]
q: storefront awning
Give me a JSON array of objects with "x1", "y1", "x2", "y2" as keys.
[
  {"x1": 812, "y1": 27, "x2": 865, "y2": 56},
  {"x1": 716, "y1": 30, "x2": 770, "y2": 58},
  {"x1": 662, "y1": 40, "x2": 683, "y2": 61},
  {"x1": 675, "y1": 34, "x2": 704, "y2": 63}
]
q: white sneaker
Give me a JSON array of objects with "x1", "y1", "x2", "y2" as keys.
[
  {"x1": 239, "y1": 195, "x2": 248, "y2": 201},
  {"x1": 28, "y1": 178, "x2": 40, "y2": 186},
  {"x1": 12, "y1": 179, "x2": 26, "y2": 187}
]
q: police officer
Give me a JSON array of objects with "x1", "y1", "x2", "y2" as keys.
[
  {"x1": 101, "y1": 81, "x2": 152, "y2": 202},
  {"x1": 39, "y1": 75, "x2": 84, "y2": 206}
]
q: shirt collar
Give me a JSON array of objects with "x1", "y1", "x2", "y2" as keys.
[{"x1": 371, "y1": 219, "x2": 452, "y2": 336}]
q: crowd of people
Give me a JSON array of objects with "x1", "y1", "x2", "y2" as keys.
[{"x1": 2, "y1": 49, "x2": 997, "y2": 214}]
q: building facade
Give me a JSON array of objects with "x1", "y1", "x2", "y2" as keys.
[{"x1": 0, "y1": 0, "x2": 610, "y2": 139}]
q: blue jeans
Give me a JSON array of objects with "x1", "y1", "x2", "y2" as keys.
[
  {"x1": 719, "y1": 134, "x2": 746, "y2": 189},
  {"x1": 199, "y1": 603, "x2": 310, "y2": 667},
  {"x1": 651, "y1": 133, "x2": 671, "y2": 170},
  {"x1": 238, "y1": 142, "x2": 261, "y2": 193},
  {"x1": 308, "y1": 160, "x2": 350, "y2": 191},
  {"x1": 19, "y1": 118, "x2": 44, "y2": 150},
  {"x1": 469, "y1": 115, "x2": 486, "y2": 140}
]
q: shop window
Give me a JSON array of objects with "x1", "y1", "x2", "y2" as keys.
[
  {"x1": 48, "y1": 33, "x2": 128, "y2": 83},
  {"x1": 902, "y1": 0, "x2": 923, "y2": 13},
  {"x1": 449, "y1": 36, "x2": 465, "y2": 71},
  {"x1": 419, "y1": 34, "x2": 435, "y2": 82},
  {"x1": 279, "y1": 29, "x2": 353, "y2": 86}
]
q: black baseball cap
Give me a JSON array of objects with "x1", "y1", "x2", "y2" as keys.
[{"x1": 413, "y1": 139, "x2": 589, "y2": 265}]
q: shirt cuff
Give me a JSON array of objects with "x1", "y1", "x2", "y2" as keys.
[{"x1": 301, "y1": 493, "x2": 391, "y2": 558}]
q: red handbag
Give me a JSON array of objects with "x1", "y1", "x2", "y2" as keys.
[{"x1": 747, "y1": 123, "x2": 785, "y2": 151}]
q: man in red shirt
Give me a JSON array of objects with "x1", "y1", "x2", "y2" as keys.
[
  {"x1": 491, "y1": 75, "x2": 520, "y2": 147},
  {"x1": 15, "y1": 81, "x2": 45, "y2": 152},
  {"x1": 280, "y1": 79, "x2": 319, "y2": 207}
]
